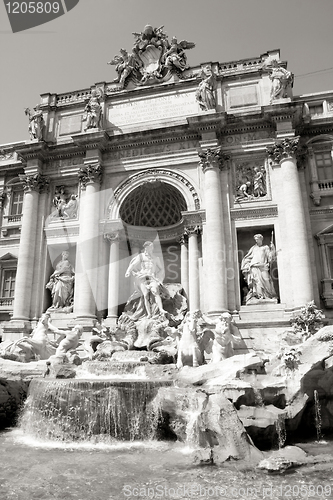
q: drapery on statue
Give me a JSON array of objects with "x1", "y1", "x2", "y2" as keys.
[
  {"x1": 46, "y1": 251, "x2": 75, "y2": 310},
  {"x1": 163, "y1": 37, "x2": 195, "y2": 71},
  {"x1": 195, "y1": 65, "x2": 216, "y2": 111},
  {"x1": 83, "y1": 90, "x2": 102, "y2": 130},
  {"x1": 241, "y1": 233, "x2": 278, "y2": 304},
  {"x1": 268, "y1": 60, "x2": 293, "y2": 102},
  {"x1": 25, "y1": 105, "x2": 44, "y2": 141},
  {"x1": 108, "y1": 48, "x2": 143, "y2": 89},
  {"x1": 125, "y1": 241, "x2": 168, "y2": 319}
]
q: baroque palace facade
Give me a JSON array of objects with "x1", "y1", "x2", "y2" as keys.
[{"x1": 1, "y1": 25, "x2": 333, "y2": 342}]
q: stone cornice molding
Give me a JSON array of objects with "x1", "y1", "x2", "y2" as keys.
[
  {"x1": 198, "y1": 146, "x2": 230, "y2": 172},
  {"x1": 71, "y1": 130, "x2": 110, "y2": 150},
  {"x1": 19, "y1": 173, "x2": 49, "y2": 193},
  {"x1": 231, "y1": 205, "x2": 278, "y2": 220},
  {"x1": 266, "y1": 137, "x2": 300, "y2": 164},
  {"x1": 78, "y1": 164, "x2": 103, "y2": 188},
  {"x1": 13, "y1": 141, "x2": 49, "y2": 163}
]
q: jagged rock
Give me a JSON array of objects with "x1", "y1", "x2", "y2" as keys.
[
  {"x1": 257, "y1": 446, "x2": 308, "y2": 472},
  {"x1": 154, "y1": 386, "x2": 263, "y2": 464},
  {"x1": 0, "y1": 358, "x2": 45, "y2": 428},
  {"x1": 93, "y1": 340, "x2": 127, "y2": 360},
  {"x1": 177, "y1": 353, "x2": 263, "y2": 386}
]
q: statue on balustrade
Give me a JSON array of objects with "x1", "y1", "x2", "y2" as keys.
[
  {"x1": 46, "y1": 251, "x2": 75, "y2": 311},
  {"x1": 195, "y1": 65, "x2": 216, "y2": 111},
  {"x1": 241, "y1": 234, "x2": 278, "y2": 305},
  {"x1": 25, "y1": 105, "x2": 44, "y2": 141},
  {"x1": 267, "y1": 59, "x2": 293, "y2": 102},
  {"x1": 83, "y1": 90, "x2": 102, "y2": 130}
]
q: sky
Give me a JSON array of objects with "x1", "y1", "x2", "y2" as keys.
[{"x1": 0, "y1": 0, "x2": 333, "y2": 145}]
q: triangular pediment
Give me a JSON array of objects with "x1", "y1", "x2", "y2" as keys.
[
  {"x1": 0, "y1": 252, "x2": 17, "y2": 261},
  {"x1": 317, "y1": 224, "x2": 333, "y2": 236}
]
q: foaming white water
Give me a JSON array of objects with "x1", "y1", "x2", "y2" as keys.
[
  {"x1": 75, "y1": 370, "x2": 148, "y2": 380},
  {"x1": 10, "y1": 428, "x2": 171, "y2": 452}
]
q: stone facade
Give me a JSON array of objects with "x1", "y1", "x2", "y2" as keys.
[{"x1": 1, "y1": 38, "x2": 333, "y2": 341}]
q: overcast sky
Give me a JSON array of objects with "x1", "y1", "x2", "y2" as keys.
[{"x1": 1, "y1": 0, "x2": 333, "y2": 145}]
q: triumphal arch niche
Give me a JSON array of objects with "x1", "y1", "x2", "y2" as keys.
[{"x1": 3, "y1": 22, "x2": 328, "y2": 342}]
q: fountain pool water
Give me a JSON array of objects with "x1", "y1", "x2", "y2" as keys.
[{"x1": 1, "y1": 429, "x2": 333, "y2": 500}]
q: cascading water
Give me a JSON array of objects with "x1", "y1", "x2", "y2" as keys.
[
  {"x1": 19, "y1": 378, "x2": 172, "y2": 443},
  {"x1": 314, "y1": 389, "x2": 322, "y2": 442}
]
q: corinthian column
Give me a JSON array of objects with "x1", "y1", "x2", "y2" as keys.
[
  {"x1": 184, "y1": 227, "x2": 200, "y2": 310},
  {"x1": 199, "y1": 147, "x2": 229, "y2": 315},
  {"x1": 267, "y1": 138, "x2": 313, "y2": 307},
  {"x1": 74, "y1": 162, "x2": 102, "y2": 323},
  {"x1": 12, "y1": 172, "x2": 49, "y2": 323},
  {"x1": 105, "y1": 232, "x2": 120, "y2": 325}
]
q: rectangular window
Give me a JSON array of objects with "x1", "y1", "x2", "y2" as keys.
[
  {"x1": 309, "y1": 104, "x2": 323, "y2": 116},
  {"x1": 10, "y1": 191, "x2": 24, "y2": 216},
  {"x1": 315, "y1": 152, "x2": 333, "y2": 181},
  {"x1": 2, "y1": 269, "x2": 16, "y2": 298}
]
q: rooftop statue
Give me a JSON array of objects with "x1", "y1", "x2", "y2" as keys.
[
  {"x1": 83, "y1": 90, "x2": 102, "y2": 130},
  {"x1": 195, "y1": 65, "x2": 217, "y2": 111},
  {"x1": 108, "y1": 24, "x2": 195, "y2": 88},
  {"x1": 265, "y1": 59, "x2": 293, "y2": 102},
  {"x1": 24, "y1": 104, "x2": 44, "y2": 141}
]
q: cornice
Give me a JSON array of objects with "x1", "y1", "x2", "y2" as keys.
[
  {"x1": 104, "y1": 132, "x2": 200, "y2": 153},
  {"x1": 231, "y1": 205, "x2": 278, "y2": 220},
  {"x1": 71, "y1": 130, "x2": 110, "y2": 150}
]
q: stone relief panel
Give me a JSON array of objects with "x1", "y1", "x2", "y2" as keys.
[
  {"x1": 233, "y1": 160, "x2": 270, "y2": 203},
  {"x1": 50, "y1": 185, "x2": 79, "y2": 221}
]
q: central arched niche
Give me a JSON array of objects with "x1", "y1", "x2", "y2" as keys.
[
  {"x1": 119, "y1": 181, "x2": 187, "y2": 227},
  {"x1": 119, "y1": 181, "x2": 187, "y2": 285}
]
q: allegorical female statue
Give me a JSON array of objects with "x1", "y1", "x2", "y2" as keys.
[
  {"x1": 241, "y1": 234, "x2": 277, "y2": 304},
  {"x1": 46, "y1": 251, "x2": 75, "y2": 310}
]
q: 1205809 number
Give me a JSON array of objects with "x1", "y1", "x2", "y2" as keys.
[{"x1": 5, "y1": 2, "x2": 60, "y2": 14}]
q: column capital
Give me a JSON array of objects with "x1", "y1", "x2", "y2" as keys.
[
  {"x1": 104, "y1": 231, "x2": 121, "y2": 242},
  {"x1": 78, "y1": 163, "x2": 103, "y2": 188},
  {"x1": 19, "y1": 173, "x2": 49, "y2": 193},
  {"x1": 266, "y1": 137, "x2": 306, "y2": 165},
  {"x1": 184, "y1": 225, "x2": 202, "y2": 236},
  {"x1": 198, "y1": 147, "x2": 230, "y2": 172}
]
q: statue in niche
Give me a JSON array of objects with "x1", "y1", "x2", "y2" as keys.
[
  {"x1": 46, "y1": 251, "x2": 75, "y2": 311},
  {"x1": 83, "y1": 90, "x2": 102, "y2": 130},
  {"x1": 125, "y1": 241, "x2": 168, "y2": 319},
  {"x1": 267, "y1": 59, "x2": 293, "y2": 102},
  {"x1": 195, "y1": 65, "x2": 216, "y2": 111},
  {"x1": 241, "y1": 234, "x2": 278, "y2": 305},
  {"x1": 25, "y1": 105, "x2": 44, "y2": 141},
  {"x1": 52, "y1": 187, "x2": 78, "y2": 220},
  {"x1": 163, "y1": 36, "x2": 195, "y2": 72}
]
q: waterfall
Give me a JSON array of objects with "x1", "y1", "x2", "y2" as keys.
[
  {"x1": 275, "y1": 414, "x2": 287, "y2": 449},
  {"x1": 19, "y1": 378, "x2": 172, "y2": 442},
  {"x1": 314, "y1": 389, "x2": 322, "y2": 442}
]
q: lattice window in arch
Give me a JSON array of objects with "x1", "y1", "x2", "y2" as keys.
[{"x1": 120, "y1": 181, "x2": 187, "y2": 227}]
